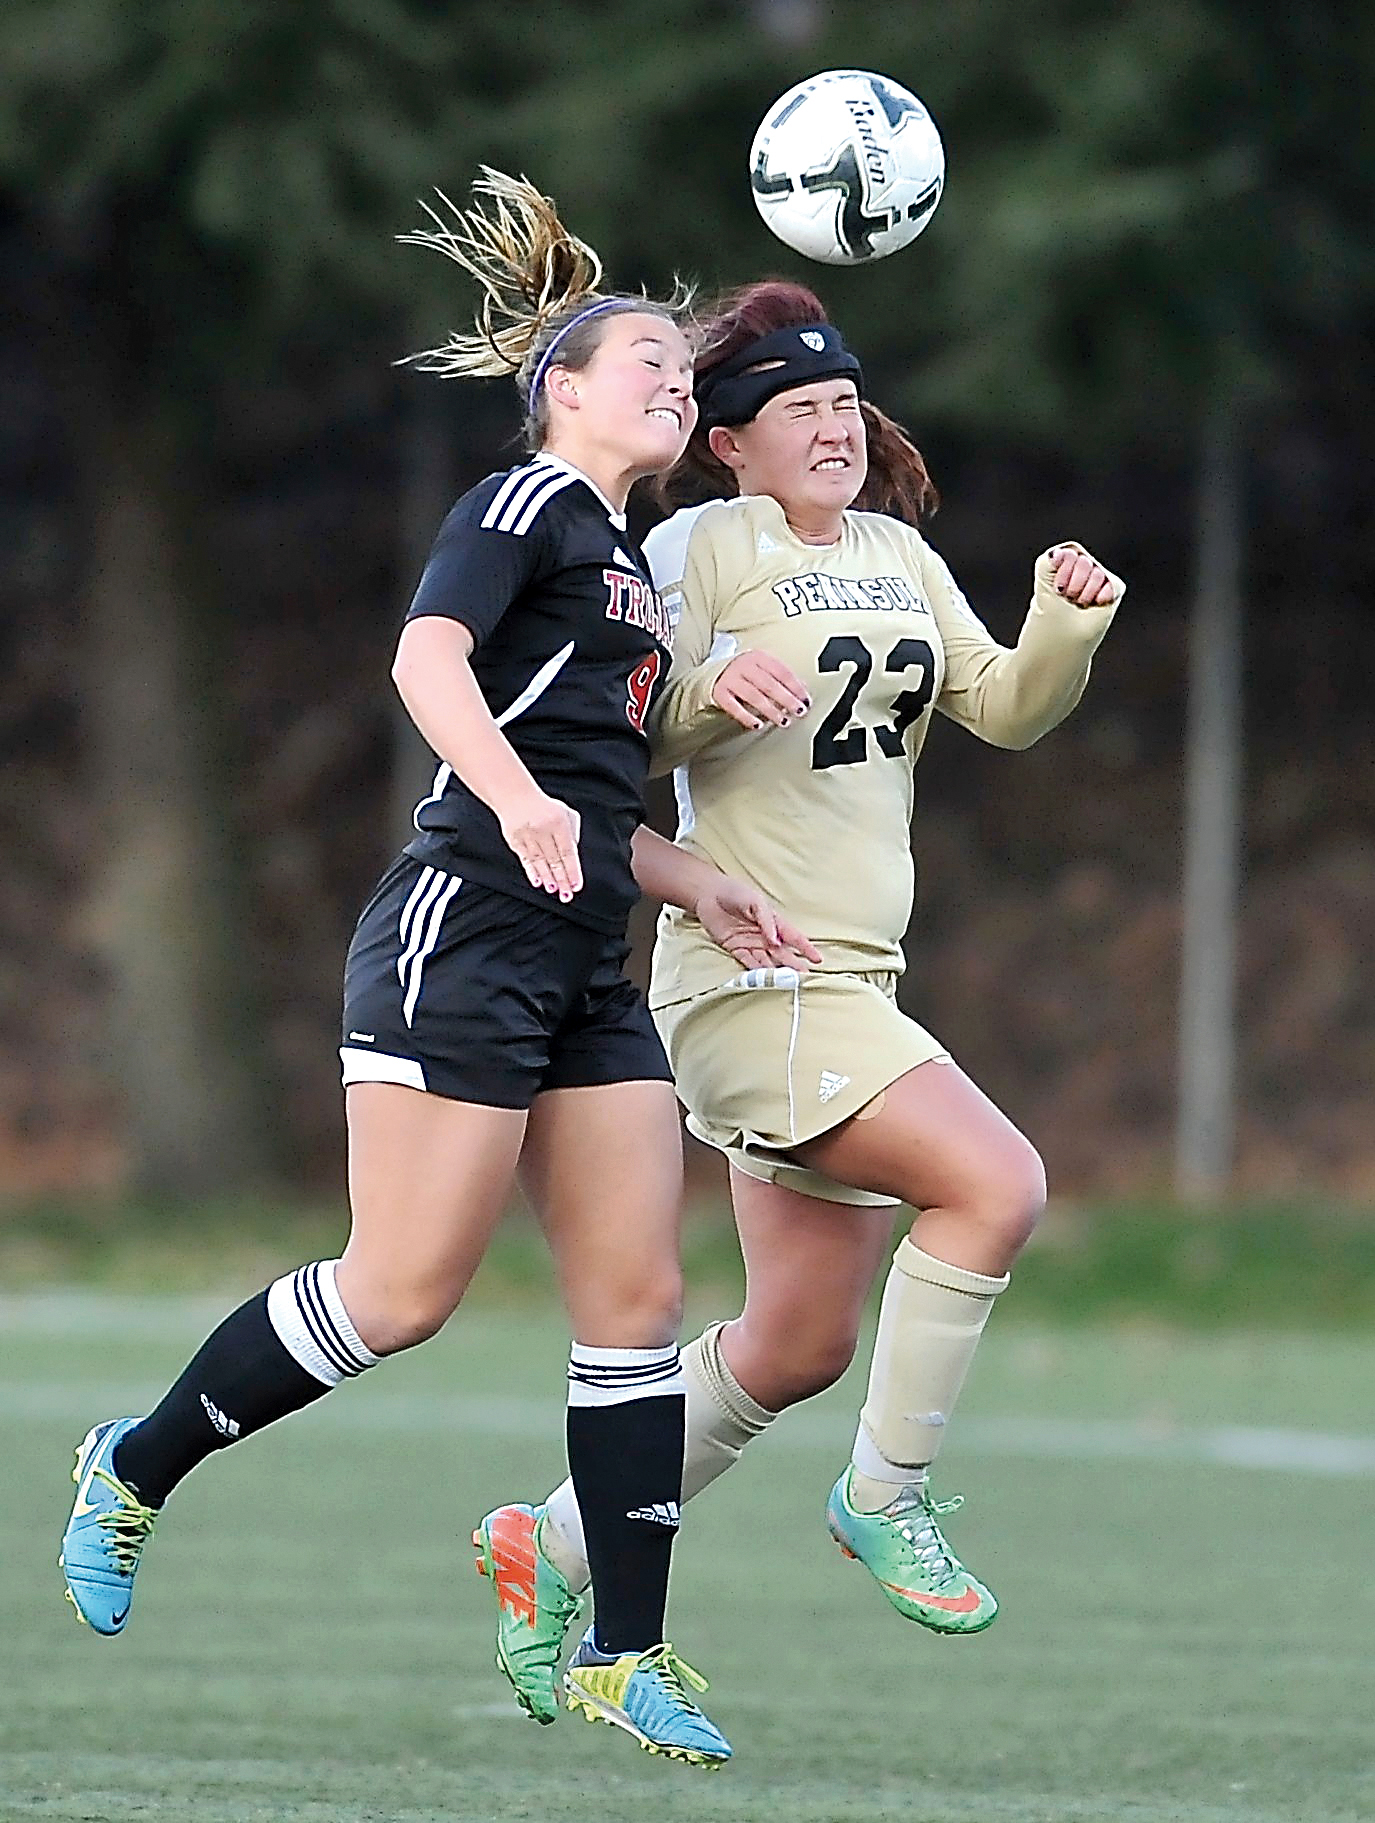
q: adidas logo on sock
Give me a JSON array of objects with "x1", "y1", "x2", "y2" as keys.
[
  {"x1": 819, "y1": 1069, "x2": 851, "y2": 1103},
  {"x1": 200, "y1": 1393, "x2": 241, "y2": 1439},
  {"x1": 626, "y1": 1502, "x2": 681, "y2": 1528}
]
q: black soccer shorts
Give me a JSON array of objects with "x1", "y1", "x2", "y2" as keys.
[{"x1": 339, "y1": 854, "x2": 671, "y2": 1107}]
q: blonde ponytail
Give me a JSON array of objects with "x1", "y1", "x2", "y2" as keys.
[
  {"x1": 398, "y1": 167, "x2": 694, "y2": 450},
  {"x1": 397, "y1": 166, "x2": 606, "y2": 381}
]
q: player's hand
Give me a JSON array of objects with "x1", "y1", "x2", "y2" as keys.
[
  {"x1": 497, "y1": 788, "x2": 583, "y2": 902},
  {"x1": 1046, "y1": 544, "x2": 1119, "y2": 607},
  {"x1": 711, "y1": 651, "x2": 811, "y2": 731},
  {"x1": 694, "y1": 876, "x2": 823, "y2": 973}
]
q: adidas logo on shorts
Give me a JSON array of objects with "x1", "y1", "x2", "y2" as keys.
[{"x1": 819, "y1": 1070, "x2": 851, "y2": 1103}]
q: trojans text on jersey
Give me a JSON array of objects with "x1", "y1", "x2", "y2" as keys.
[{"x1": 602, "y1": 566, "x2": 674, "y2": 648}]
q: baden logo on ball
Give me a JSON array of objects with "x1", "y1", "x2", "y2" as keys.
[{"x1": 749, "y1": 69, "x2": 945, "y2": 266}]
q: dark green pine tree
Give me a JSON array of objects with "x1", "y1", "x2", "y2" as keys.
[{"x1": 0, "y1": 0, "x2": 493, "y2": 1196}]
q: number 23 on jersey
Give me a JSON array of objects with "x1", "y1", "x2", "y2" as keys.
[{"x1": 810, "y1": 634, "x2": 936, "y2": 771}]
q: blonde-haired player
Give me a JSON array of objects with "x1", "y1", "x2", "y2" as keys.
[
  {"x1": 481, "y1": 275, "x2": 1122, "y2": 1701},
  {"x1": 60, "y1": 180, "x2": 824, "y2": 1772}
]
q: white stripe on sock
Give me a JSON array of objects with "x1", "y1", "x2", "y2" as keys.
[
  {"x1": 567, "y1": 1343, "x2": 684, "y2": 1408},
  {"x1": 266, "y1": 1260, "x2": 380, "y2": 1387}
]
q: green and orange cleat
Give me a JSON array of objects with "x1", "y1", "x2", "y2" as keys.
[
  {"x1": 826, "y1": 1467, "x2": 998, "y2": 1634},
  {"x1": 472, "y1": 1503, "x2": 582, "y2": 1724}
]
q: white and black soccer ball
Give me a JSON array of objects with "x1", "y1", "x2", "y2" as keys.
[{"x1": 749, "y1": 69, "x2": 945, "y2": 266}]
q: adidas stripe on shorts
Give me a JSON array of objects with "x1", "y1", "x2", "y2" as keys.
[
  {"x1": 653, "y1": 967, "x2": 949, "y2": 1207},
  {"x1": 340, "y1": 854, "x2": 671, "y2": 1107}
]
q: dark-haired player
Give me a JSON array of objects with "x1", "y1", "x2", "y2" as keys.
[{"x1": 483, "y1": 279, "x2": 1123, "y2": 1710}]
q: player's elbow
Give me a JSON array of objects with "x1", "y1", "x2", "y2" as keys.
[
  {"x1": 979, "y1": 699, "x2": 1075, "y2": 750},
  {"x1": 392, "y1": 617, "x2": 475, "y2": 693},
  {"x1": 390, "y1": 626, "x2": 423, "y2": 699},
  {"x1": 990, "y1": 724, "x2": 1046, "y2": 753}
]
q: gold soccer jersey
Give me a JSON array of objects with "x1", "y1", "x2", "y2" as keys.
[{"x1": 642, "y1": 495, "x2": 1121, "y2": 1006}]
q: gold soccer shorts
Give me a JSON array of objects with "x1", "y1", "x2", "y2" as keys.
[{"x1": 654, "y1": 968, "x2": 948, "y2": 1207}]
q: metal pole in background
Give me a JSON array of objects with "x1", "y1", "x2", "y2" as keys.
[{"x1": 1175, "y1": 398, "x2": 1244, "y2": 1199}]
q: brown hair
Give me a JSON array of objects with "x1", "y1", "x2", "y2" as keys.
[
  {"x1": 663, "y1": 279, "x2": 938, "y2": 522},
  {"x1": 396, "y1": 167, "x2": 692, "y2": 450}
]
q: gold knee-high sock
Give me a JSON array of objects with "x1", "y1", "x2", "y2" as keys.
[{"x1": 849, "y1": 1236, "x2": 1009, "y2": 1512}]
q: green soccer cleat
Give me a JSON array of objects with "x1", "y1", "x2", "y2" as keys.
[
  {"x1": 826, "y1": 1466, "x2": 998, "y2": 1635},
  {"x1": 472, "y1": 1503, "x2": 582, "y2": 1724},
  {"x1": 563, "y1": 1629, "x2": 731, "y2": 1767}
]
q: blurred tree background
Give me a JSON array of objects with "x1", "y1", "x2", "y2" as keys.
[{"x1": 1, "y1": 0, "x2": 1372, "y2": 1206}]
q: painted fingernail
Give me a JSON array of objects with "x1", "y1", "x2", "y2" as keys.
[{"x1": 780, "y1": 716, "x2": 790, "y2": 727}]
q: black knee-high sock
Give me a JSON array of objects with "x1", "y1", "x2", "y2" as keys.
[
  {"x1": 565, "y1": 1343, "x2": 685, "y2": 1656},
  {"x1": 112, "y1": 1260, "x2": 379, "y2": 1507}
]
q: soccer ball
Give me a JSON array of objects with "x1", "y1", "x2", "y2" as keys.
[{"x1": 749, "y1": 69, "x2": 945, "y2": 266}]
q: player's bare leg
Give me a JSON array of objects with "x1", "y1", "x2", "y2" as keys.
[
  {"x1": 718, "y1": 1167, "x2": 894, "y2": 1411},
  {"x1": 798, "y1": 1057, "x2": 1045, "y2": 1632},
  {"x1": 520, "y1": 1080, "x2": 685, "y2": 1349},
  {"x1": 334, "y1": 1084, "x2": 525, "y2": 1352},
  {"x1": 62, "y1": 1085, "x2": 524, "y2": 1635}
]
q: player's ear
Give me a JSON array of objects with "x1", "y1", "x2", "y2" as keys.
[
  {"x1": 545, "y1": 366, "x2": 580, "y2": 411},
  {"x1": 707, "y1": 425, "x2": 745, "y2": 472}
]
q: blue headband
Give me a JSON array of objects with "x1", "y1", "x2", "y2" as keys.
[{"x1": 527, "y1": 298, "x2": 628, "y2": 405}]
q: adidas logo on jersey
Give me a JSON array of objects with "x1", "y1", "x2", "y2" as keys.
[
  {"x1": 626, "y1": 1502, "x2": 681, "y2": 1528},
  {"x1": 757, "y1": 531, "x2": 780, "y2": 555},
  {"x1": 199, "y1": 1393, "x2": 241, "y2": 1439},
  {"x1": 819, "y1": 1070, "x2": 851, "y2": 1103}
]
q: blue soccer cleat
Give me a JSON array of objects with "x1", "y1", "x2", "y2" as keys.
[
  {"x1": 562, "y1": 1627, "x2": 731, "y2": 1767},
  {"x1": 59, "y1": 1418, "x2": 159, "y2": 1635}
]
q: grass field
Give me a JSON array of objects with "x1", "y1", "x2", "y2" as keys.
[{"x1": 4, "y1": 1289, "x2": 1374, "y2": 1823}]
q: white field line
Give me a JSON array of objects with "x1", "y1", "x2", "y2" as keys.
[
  {"x1": 4, "y1": 1376, "x2": 1375, "y2": 1478},
  {"x1": 6, "y1": 1292, "x2": 1374, "y2": 1477}
]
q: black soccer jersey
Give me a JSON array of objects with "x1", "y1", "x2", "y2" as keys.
[{"x1": 403, "y1": 453, "x2": 674, "y2": 934}]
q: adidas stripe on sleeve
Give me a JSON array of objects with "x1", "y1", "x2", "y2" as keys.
[{"x1": 407, "y1": 461, "x2": 570, "y2": 648}]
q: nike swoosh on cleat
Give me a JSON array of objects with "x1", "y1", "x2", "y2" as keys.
[
  {"x1": 110, "y1": 1606, "x2": 129, "y2": 1627},
  {"x1": 488, "y1": 1509, "x2": 538, "y2": 1626},
  {"x1": 883, "y1": 1580, "x2": 983, "y2": 1614}
]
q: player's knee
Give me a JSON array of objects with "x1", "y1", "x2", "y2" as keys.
[
  {"x1": 345, "y1": 1286, "x2": 460, "y2": 1356},
  {"x1": 964, "y1": 1138, "x2": 1047, "y2": 1256},
  {"x1": 630, "y1": 1272, "x2": 686, "y2": 1347},
  {"x1": 596, "y1": 1266, "x2": 685, "y2": 1349},
  {"x1": 768, "y1": 1325, "x2": 859, "y2": 1407}
]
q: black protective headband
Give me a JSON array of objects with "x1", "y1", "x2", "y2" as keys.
[{"x1": 694, "y1": 323, "x2": 864, "y2": 430}]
